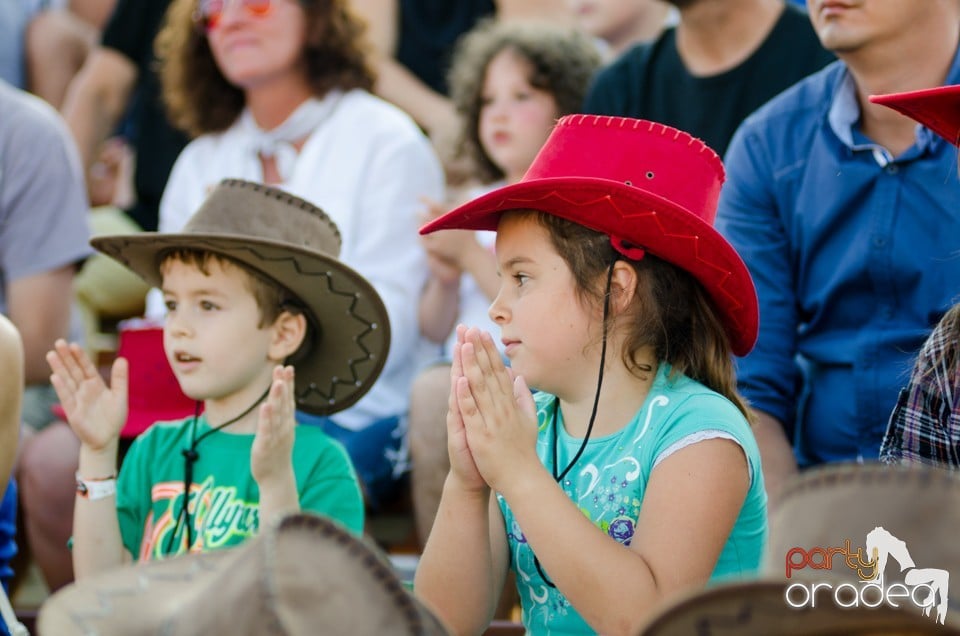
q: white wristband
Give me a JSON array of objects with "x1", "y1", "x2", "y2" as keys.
[{"x1": 76, "y1": 473, "x2": 117, "y2": 500}]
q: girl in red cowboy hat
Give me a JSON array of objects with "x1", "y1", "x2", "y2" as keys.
[{"x1": 415, "y1": 114, "x2": 767, "y2": 635}]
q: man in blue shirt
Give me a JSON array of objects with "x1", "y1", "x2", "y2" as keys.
[{"x1": 716, "y1": 0, "x2": 960, "y2": 502}]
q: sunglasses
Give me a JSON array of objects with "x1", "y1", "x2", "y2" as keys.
[{"x1": 194, "y1": 0, "x2": 273, "y2": 32}]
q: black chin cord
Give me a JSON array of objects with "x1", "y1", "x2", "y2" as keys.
[
  {"x1": 166, "y1": 386, "x2": 271, "y2": 554},
  {"x1": 533, "y1": 261, "x2": 616, "y2": 588}
]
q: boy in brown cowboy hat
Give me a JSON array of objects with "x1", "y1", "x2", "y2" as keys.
[{"x1": 46, "y1": 179, "x2": 390, "y2": 579}]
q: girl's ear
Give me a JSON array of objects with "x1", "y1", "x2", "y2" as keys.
[
  {"x1": 609, "y1": 260, "x2": 638, "y2": 314},
  {"x1": 269, "y1": 311, "x2": 307, "y2": 361}
]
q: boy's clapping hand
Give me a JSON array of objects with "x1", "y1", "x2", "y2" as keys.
[{"x1": 47, "y1": 339, "x2": 127, "y2": 452}]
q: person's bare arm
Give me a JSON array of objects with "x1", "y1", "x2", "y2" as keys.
[
  {"x1": 74, "y1": 439, "x2": 130, "y2": 578},
  {"x1": 415, "y1": 330, "x2": 509, "y2": 632},
  {"x1": 458, "y1": 237, "x2": 499, "y2": 302},
  {"x1": 751, "y1": 409, "x2": 797, "y2": 508},
  {"x1": 418, "y1": 269, "x2": 461, "y2": 344},
  {"x1": 495, "y1": 0, "x2": 573, "y2": 24},
  {"x1": 0, "y1": 316, "x2": 23, "y2": 494},
  {"x1": 417, "y1": 238, "x2": 499, "y2": 343},
  {"x1": 351, "y1": 0, "x2": 396, "y2": 52},
  {"x1": 69, "y1": 0, "x2": 118, "y2": 30},
  {"x1": 350, "y1": 0, "x2": 457, "y2": 140},
  {"x1": 7, "y1": 267, "x2": 75, "y2": 386},
  {"x1": 61, "y1": 47, "x2": 137, "y2": 187},
  {"x1": 48, "y1": 340, "x2": 130, "y2": 578},
  {"x1": 418, "y1": 198, "x2": 473, "y2": 343},
  {"x1": 375, "y1": 58, "x2": 459, "y2": 140},
  {"x1": 453, "y1": 329, "x2": 752, "y2": 634}
]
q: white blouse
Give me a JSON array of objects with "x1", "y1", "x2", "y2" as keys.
[{"x1": 155, "y1": 89, "x2": 445, "y2": 430}]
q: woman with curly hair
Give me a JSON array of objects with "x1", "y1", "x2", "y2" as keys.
[
  {"x1": 410, "y1": 19, "x2": 600, "y2": 547},
  {"x1": 152, "y1": 0, "x2": 444, "y2": 510}
]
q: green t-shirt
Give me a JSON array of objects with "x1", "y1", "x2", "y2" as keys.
[
  {"x1": 497, "y1": 364, "x2": 768, "y2": 635},
  {"x1": 116, "y1": 415, "x2": 364, "y2": 561}
]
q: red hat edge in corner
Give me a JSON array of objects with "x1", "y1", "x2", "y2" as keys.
[{"x1": 869, "y1": 84, "x2": 960, "y2": 146}]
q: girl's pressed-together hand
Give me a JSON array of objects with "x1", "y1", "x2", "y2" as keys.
[
  {"x1": 456, "y1": 327, "x2": 539, "y2": 492},
  {"x1": 445, "y1": 326, "x2": 487, "y2": 493}
]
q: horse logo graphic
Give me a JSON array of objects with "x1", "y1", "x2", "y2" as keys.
[
  {"x1": 865, "y1": 527, "x2": 949, "y2": 625},
  {"x1": 785, "y1": 526, "x2": 950, "y2": 622}
]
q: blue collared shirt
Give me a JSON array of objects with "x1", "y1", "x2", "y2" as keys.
[{"x1": 717, "y1": 51, "x2": 960, "y2": 465}]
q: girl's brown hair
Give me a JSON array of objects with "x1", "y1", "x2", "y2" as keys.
[
  {"x1": 447, "y1": 19, "x2": 601, "y2": 184},
  {"x1": 156, "y1": 0, "x2": 375, "y2": 138},
  {"x1": 525, "y1": 211, "x2": 753, "y2": 421}
]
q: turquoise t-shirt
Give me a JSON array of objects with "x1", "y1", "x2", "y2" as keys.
[
  {"x1": 116, "y1": 415, "x2": 364, "y2": 561},
  {"x1": 497, "y1": 364, "x2": 767, "y2": 635}
]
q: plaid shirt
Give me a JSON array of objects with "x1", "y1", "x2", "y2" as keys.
[{"x1": 880, "y1": 310, "x2": 960, "y2": 467}]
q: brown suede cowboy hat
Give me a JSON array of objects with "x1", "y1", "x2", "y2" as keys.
[
  {"x1": 91, "y1": 179, "x2": 390, "y2": 415},
  {"x1": 640, "y1": 463, "x2": 960, "y2": 635},
  {"x1": 37, "y1": 513, "x2": 450, "y2": 635}
]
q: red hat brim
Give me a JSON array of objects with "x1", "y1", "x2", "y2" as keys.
[
  {"x1": 870, "y1": 84, "x2": 960, "y2": 146},
  {"x1": 421, "y1": 176, "x2": 759, "y2": 356}
]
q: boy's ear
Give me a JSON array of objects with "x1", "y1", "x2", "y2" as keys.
[
  {"x1": 610, "y1": 260, "x2": 637, "y2": 313},
  {"x1": 269, "y1": 311, "x2": 308, "y2": 362}
]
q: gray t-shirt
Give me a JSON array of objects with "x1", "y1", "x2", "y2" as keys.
[{"x1": 0, "y1": 79, "x2": 92, "y2": 334}]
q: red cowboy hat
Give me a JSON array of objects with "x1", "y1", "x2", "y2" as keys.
[
  {"x1": 421, "y1": 114, "x2": 759, "y2": 356},
  {"x1": 870, "y1": 84, "x2": 960, "y2": 146}
]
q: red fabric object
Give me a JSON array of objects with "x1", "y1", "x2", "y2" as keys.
[
  {"x1": 421, "y1": 114, "x2": 759, "y2": 356},
  {"x1": 118, "y1": 324, "x2": 198, "y2": 437},
  {"x1": 870, "y1": 84, "x2": 960, "y2": 146}
]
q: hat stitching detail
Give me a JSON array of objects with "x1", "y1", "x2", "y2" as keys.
[
  {"x1": 552, "y1": 114, "x2": 723, "y2": 170},
  {"x1": 105, "y1": 236, "x2": 383, "y2": 411},
  {"x1": 277, "y1": 515, "x2": 432, "y2": 633},
  {"x1": 644, "y1": 583, "x2": 826, "y2": 635},
  {"x1": 55, "y1": 515, "x2": 440, "y2": 634},
  {"x1": 157, "y1": 241, "x2": 380, "y2": 366},
  {"x1": 61, "y1": 556, "x2": 223, "y2": 631},
  {"x1": 295, "y1": 268, "x2": 381, "y2": 403},
  {"x1": 778, "y1": 462, "x2": 960, "y2": 503},
  {"x1": 220, "y1": 178, "x2": 344, "y2": 244}
]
